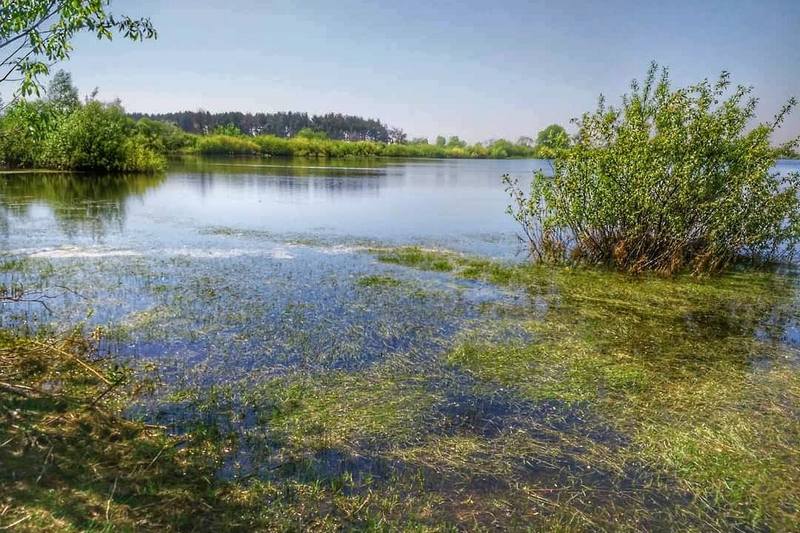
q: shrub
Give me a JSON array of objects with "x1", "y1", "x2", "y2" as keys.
[
  {"x1": 195, "y1": 134, "x2": 259, "y2": 155},
  {"x1": 135, "y1": 118, "x2": 192, "y2": 153},
  {"x1": 505, "y1": 63, "x2": 800, "y2": 274},
  {"x1": 0, "y1": 100, "x2": 60, "y2": 167},
  {"x1": 39, "y1": 101, "x2": 165, "y2": 172}
]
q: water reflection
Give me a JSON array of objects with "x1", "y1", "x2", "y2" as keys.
[
  {"x1": 1, "y1": 158, "x2": 797, "y2": 258},
  {"x1": 0, "y1": 172, "x2": 165, "y2": 240}
]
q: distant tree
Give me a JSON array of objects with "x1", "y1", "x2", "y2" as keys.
[
  {"x1": 0, "y1": 1, "x2": 156, "y2": 100},
  {"x1": 410, "y1": 137, "x2": 429, "y2": 145},
  {"x1": 517, "y1": 136, "x2": 534, "y2": 147},
  {"x1": 535, "y1": 124, "x2": 570, "y2": 152},
  {"x1": 130, "y1": 110, "x2": 396, "y2": 142},
  {"x1": 296, "y1": 127, "x2": 328, "y2": 140},
  {"x1": 388, "y1": 127, "x2": 407, "y2": 144},
  {"x1": 211, "y1": 123, "x2": 242, "y2": 136},
  {"x1": 435, "y1": 136, "x2": 447, "y2": 147},
  {"x1": 447, "y1": 136, "x2": 467, "y2": 148},
  {"x1": 47, "y1": 69, "x2": 79, "y2": 112}
]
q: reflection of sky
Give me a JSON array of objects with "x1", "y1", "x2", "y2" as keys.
[
  {"x1": 1, "y1": 158, "x2": 560, "y2": 257},
  {"x1": 2, "y1": 158, "x2": 799, "y2": 259}
]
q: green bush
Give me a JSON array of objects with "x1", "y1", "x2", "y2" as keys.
[
  {"x1": 505, "y1": 64, "x2": 800, "y2": 274},
  {"x1": 0, "y1": 100, "x2": 59, "y2": 167},
  {"x1": 135, "y1": 118, "x2": 192, "y2": 153},
  {"x1": 185, "y1": 132, "x2": 542, "y2": 159},
  {"x1": 195, "y1": 134, "x2": 260, "y2": 155},
  {"x1": 39, "y1": 101, "x2": 165, "y2": 172}
]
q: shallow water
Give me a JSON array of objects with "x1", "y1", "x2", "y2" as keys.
[
  {"x1": 0, "y1": 156, "x2": 546, "y2": 382},
  {"x1": 2, "y1": 157, "x2": 800, "y2": 529}
]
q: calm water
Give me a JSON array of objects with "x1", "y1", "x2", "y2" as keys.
[
  {"x1": 3, "y1": 158, "x2": 800, "y2": 524},
  {"x1": 0, "y1": 157, "x2": 557, "y2": 259},
  {"x1": 0, "y1": 157, "x2": 560, "y2": 388}
]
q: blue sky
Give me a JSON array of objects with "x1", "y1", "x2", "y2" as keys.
[{"x1": 58, "y1": 0, "x2": 800, "y2": 142}]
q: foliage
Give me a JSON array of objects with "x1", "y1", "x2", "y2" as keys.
[
  {"x1": 1, "y1": 82, "x2": 165, "y2": 172},
  {"x1": 0, "y1": 98, "x2": 57, "y2": 166},
  {"x1": 0, "y1": 0, "x2": 156, "y2": 99},
  {"x1": 135, "y1": 117, "x2": 192, "y2": 153},
  {"x1": 36, "y1": 100, "x2": 164, "y2": 171},
  {"x1": 534, "y1": 123, "x2": 570, "y2": 158},
  {"x1": 506, "y1": 64, "x2": 800, "y2": 274},
  {"x1": 194, "y1": 134, "x2": 259, "y2": 155},
  {"x1": 210, "y1": 122, "x2": 242, "y2": 136},
  {"x1": 46, "y1": 69, "x2": 79, "y2": 112},
  {"x1": 295, "y1": 126, "x2": 329, "y2": 140},
  {"x1": 189, "y1": 132, "x2": 548, "y2": 159},
  {"x1": 132, "y1": 110, "x2": 397, "y2": 141}
]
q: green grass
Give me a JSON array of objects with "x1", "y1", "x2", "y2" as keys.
[
  {"x1": 3, "y1": 245, "x2": 799, "y2": 530},
  {"x1": 374, "y1": 246, "x2": 800, "y2": 530}
]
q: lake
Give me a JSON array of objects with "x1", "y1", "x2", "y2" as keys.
[{"x1": 2, "y1": 156, "x2": 800, "y2": 529}]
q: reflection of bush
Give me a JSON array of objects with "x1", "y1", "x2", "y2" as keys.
[{"x1": 0, "y1": 172, "x2": 165, "y2": 236}]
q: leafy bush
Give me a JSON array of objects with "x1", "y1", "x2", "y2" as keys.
[
  {"x1": 194, "y1": 134, "x2": 260, "y2": 155},
  {"x1": 0, "y1": 100, "x2": 59, "y2": 167},
  {"x1": 39, "y1": 101, "x2": 165, "y2": 172},
  {"x1": 505, "y1": 64, "x2": 800, "y2": 274},
  {"x1": 135, "y1": 118, "x2": 192, "y2": 153}
]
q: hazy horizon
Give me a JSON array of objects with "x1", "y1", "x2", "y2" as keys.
[{"x1": 20, "y1": 0, "x2": 800, "y2": 143}]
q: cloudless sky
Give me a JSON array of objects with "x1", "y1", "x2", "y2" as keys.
[{"x1": 57, "y1": 0, "x2": 800, "y2": 142}]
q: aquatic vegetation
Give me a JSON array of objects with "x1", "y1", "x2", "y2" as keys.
[
  {"x1": 373, "y1": 247, "x2": 455, "y2": 272},
  {"x1": 379, "y1": 246, "x2": 800, "y2": 529},
  {"x1": 3, "y1": 207, "x2": 800, "y2": 529},
  {"x1": 355, "y1": 274, "x2": 403, "y2": 288},
  {"x1": 505, "y1": 63, "x2": 800, "y2": 274}
]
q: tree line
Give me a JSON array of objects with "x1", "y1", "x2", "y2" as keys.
[{"x1": 128, "y1": 110, "x2": 406, "y2": 143}]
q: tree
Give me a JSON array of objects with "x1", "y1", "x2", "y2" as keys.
[
  {"x1": 534, "y1": 124, "x2": 570, "y2": 152},
  {"x1": 505, "y1": 63, "x2": 800, "y2": 274},
  {"x1": 47, "y1": 69, "x2": 79, "y2": 111},
  {"x1": 0, "y1": 1, "x2": 156, "y2": 100},
  {"x1": 447, "y1": 136, "x2": 466, "y2": 148},
  {"x1": 435, "y1": 135, "x2": 447, "y2": 147},
  {"x1": 517, "y1": 136, "x2": 534, "y2": 147},
  {"x1": 295, "y1": 127, "x2": 328, "y2": 140},
  {"x1": 40, "y1": 100, "x2": 164, "y2": 171},
  {"x1": 211, "y1": 122, "x2": 242, "y2": 136},
  {"x1": 388, "y1": 127, "x2": 407, "y2": 144}
]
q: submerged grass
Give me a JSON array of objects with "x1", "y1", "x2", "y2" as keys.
[
  {"x1": 3, "y1": 243, "x2": 800, "y2": 530},
  {"x1": 376, "y1": 246, "x2": 800, "y2": 530}
]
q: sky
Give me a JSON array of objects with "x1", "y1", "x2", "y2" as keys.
[{"x1": 51, "y1": 0, "x2": 800, "y2": 142}]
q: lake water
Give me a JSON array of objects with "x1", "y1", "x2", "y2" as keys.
[
  {"x1": 3, "y1": 157, "x2": 800, "y2": 528},
  {"x1": 0, "y1": 157, "x2": 556, "y2": 260},
  {"x1": 0, "y1": 157, "x2": 558, "y2": 388}
]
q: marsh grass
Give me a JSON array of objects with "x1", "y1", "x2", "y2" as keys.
[
  {"x1": 377, "y1": 246, "x2": 800, "y2": 529},
  {"x1": 3, "y1": 242, "x2": 800, "y2": 530},
  {"x1": 355, "y1": 274, "x2": 404, "y2": 288}
]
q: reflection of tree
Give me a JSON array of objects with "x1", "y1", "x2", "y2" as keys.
[
  {"x1": 0, "y1": 172, "x2": 165, "y2": 239},
  {"x1": 172, "y1": 156, "x2": 389, "y2": 199}
]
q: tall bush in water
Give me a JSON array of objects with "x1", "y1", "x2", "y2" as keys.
[
  {"x1": 39, "y1": 101, "x2": 164, "y2": 172},
  {"x1": 505, "y1": 63, "x2": 800, "y2": 274}
]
